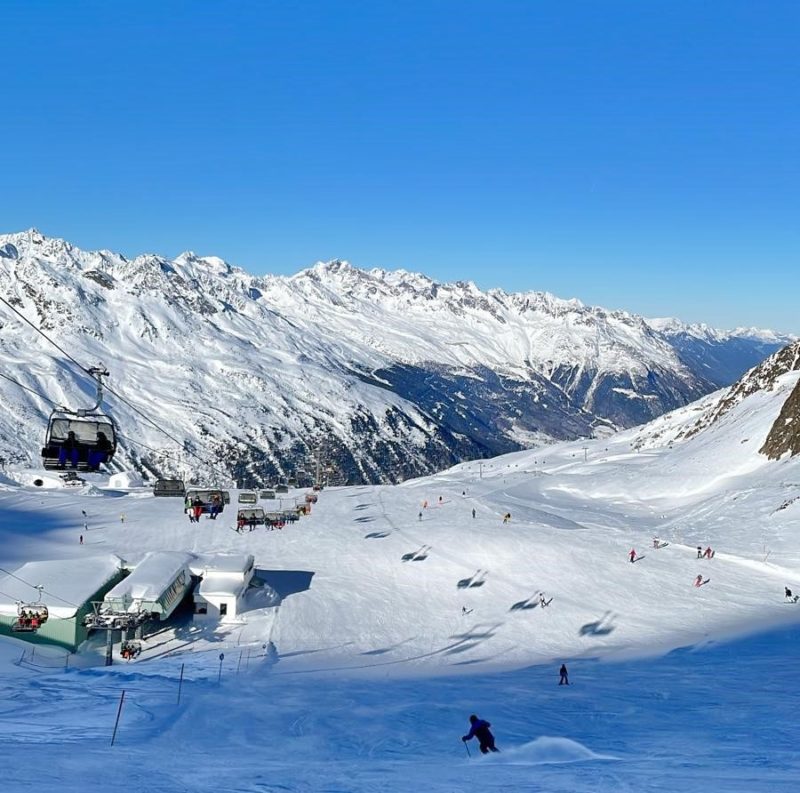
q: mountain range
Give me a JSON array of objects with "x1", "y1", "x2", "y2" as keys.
[{"x1": 0, "y1": 228, "x2": 794, "y2": 484}]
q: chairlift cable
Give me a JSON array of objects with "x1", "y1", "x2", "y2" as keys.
[
  {"x1": 0, "y1": 295, "x2": 95, "y2": 378},
  {"x1": 0, "y1": 588, "x2": 74, "y2": 623},
  {"x1": 0, "y1": 370, "x2": 61, "y2": 406},
  {"x1": 0, "y1": 296, "x2": 233, "y2": 481},
  {"x1": 0, "y1": 565, "x2": 81, "y2": 609}
]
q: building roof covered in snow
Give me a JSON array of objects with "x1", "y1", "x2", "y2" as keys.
[
  {"x1": 190, "y1": 553, "x2": 254, "y2": 577},
  {"x1": 104, "y1": 552, "x2": 194, "y2": 605},
  {"x1": 0, "y1": 555, "x2": 125, "y2": 619}
]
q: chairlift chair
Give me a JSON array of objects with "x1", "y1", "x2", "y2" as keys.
[
  {"x1": 185, "y1": 489, "x2": 228, "y2": 514},
  {"x1": 40, "y1": 366, "x2": 117, "y2": 471},
  {"x1": 12, "y1": 585, "x2": 50, "y2": 632},
  {"x1": 154, "y1": 478, "x2": 186, "y2": 498}
]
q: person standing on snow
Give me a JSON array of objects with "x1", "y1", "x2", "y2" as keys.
[
  {"x1": 472, "y1": 508, "x2": 476, "y2": 519},
  {"x1": 559, "y1": 663, "x2": 569, "y2": 685},
  {"x1": 629, "y1": 548, "x2": 637, "y2": 563},
  {"x1": 462, "y1": 714, "x2": 499, "y2": 754}
]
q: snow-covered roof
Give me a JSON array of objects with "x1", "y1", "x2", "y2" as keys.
[
  {"x1": 196, "y1": 574, "x2": 249, "y2": 598},
  {"x1": 0, "y1": 555, "x2": 125, "y2": 619},
  {"x1": 191, "y1": 553, "x2": 254, "y2": 576},
  {"x1": 104, "y1": 552, "x2": 193, "y2": 605}
]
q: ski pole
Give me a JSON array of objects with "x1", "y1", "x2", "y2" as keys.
[{"x1": 463, "y1": 740, "x2": 471, "y2": 758}]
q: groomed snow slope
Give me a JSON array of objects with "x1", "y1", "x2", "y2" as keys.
[{"x1": 0, "y1": 371, "x2": 799, "y2": 791}]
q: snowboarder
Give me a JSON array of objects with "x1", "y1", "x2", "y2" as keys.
[
  {"x1": 629, "y1": 548, "x2": 637, "y2": 563},
  {"x1": 694, "y1": 575, "x2": 709, "y2": 587},
  {"x1": 462, "y1": 714, "x2": 499, "y2": 754},
  {"x1": 559, "y1": 663, "x2": 569, "y2": 685},
  {"x1": 472, "y1": 508, "x2": 476, "y2": 519},
  {"x1": 785, "y1": 587, "x2": 798, "y2": 602}
]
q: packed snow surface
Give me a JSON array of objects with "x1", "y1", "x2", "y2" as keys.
[{"x1": 0, "y1": 373, "x2": 799, "y2": 791}]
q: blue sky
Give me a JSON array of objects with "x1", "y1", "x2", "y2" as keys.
[{"x1": 1, "y1": 1, "x2": 798, "y2": 331}]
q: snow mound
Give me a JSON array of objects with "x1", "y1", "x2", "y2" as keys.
[
  {"x1": 108, "y1": 471, "x2": 144, "y2": 488},
  {"x1": 486, "y1": 736, "x2": 618, "y2": 765},
  {"x1": 7, "y1": 470, "x2": 63, "y2": 489}
]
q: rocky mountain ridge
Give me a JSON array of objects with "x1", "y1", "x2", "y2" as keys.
[{"x1": 0, "y1": 229, "x2": 794, "y2": 484}]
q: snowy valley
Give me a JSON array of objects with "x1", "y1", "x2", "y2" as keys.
[{"x1": 1, "y1": 341, "x2": 799, "y2": 791}]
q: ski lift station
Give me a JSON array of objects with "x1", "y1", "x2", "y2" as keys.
[
  {"x1": 192, "y1": 553, "x2": 255, "y2": 623},
  {"x1": 0, "y1": 555, "x2": 126, "y2": 650},
  {"x1": 88, "y1": 551, "x2": 194, "y2": 629}
]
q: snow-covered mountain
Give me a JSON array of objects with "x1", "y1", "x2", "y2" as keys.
[
  {"x1": 2, "y1": 324, "x2": 800, "y2": 792},
  {"x1": 0, "y1": 229, "x2": 794, "y2": 484}
]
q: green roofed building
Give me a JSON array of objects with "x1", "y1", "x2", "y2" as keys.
[{"x1": 0, "y1": 555, "x2": 126, "y2": 651}]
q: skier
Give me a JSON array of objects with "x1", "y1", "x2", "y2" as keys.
[
  {"x1": 462, "y1": 714, "x2": 499, "y2": 754},
  {"x1": 785, "y1": 587, "x2": 798, "y2": 602},
  {"x1": 418, "y1": 511, "x2": 423, "y2": 521},
  {"x1": 696, "y1": 546, "x2": 703, "y2": 559},
  {"x1": 539, "y1": 592, "x2": 548, "y2": 608},
  {"x1": 559, "y1": 663, "x2": 569, "y2": 685},
  {"x1": 79, "y1": 534, "x2": 83, "y2": 545},
  {"x1": 472, "y1": 508, "x2": 476, "y2": 519},
  {"x1": 629, "y1": 548, "x2": 637, "y2": 563},
  {"x1": 694, "y1": 574, "x2": 709, "y2": 587},
  {"x1": 703, "y1": 546, "x2": 714, "y2": 559}
]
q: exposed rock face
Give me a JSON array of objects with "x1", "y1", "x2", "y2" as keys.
[
  {"x1": 684, "y1": 342, "x2": 800, "y2": 441},
  {"x1": 760, "y1": 352, "x2": 800, "y2": 459}
]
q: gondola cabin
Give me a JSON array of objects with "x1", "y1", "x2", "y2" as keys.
[
  {"x1": 41, "y1": 412, "x2": 117, "y2": 471},
  {"x1": 238, "y1": 491, "x2": 257, "y2": 505},
  {"x1": 154, "y1": 479, "x2": 186, "y2": 498}
]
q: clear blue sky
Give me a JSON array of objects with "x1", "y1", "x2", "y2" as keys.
[{"x1": 1, "y1": 1, "x2": 798, "y2": 332}]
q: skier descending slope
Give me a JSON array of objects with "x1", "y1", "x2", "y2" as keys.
[{"x1": 462, "y1": 714, "x2": 499, "y2": 754}]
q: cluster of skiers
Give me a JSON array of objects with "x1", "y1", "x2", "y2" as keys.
[
  {"x1": 785, "y1": 587, "x2": 799, "y2": 603},
  {"x1": 697, "y1": 546, "x2": 715, "y2": 558}
]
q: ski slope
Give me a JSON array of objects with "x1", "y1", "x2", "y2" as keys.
[{"x1": 0, "y1": 373, "x2": 799, "y2": 791}]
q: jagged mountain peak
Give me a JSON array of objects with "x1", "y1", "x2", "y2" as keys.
[{"x1": 0, "y1": 229, "x2": 793, "y2": 485}]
